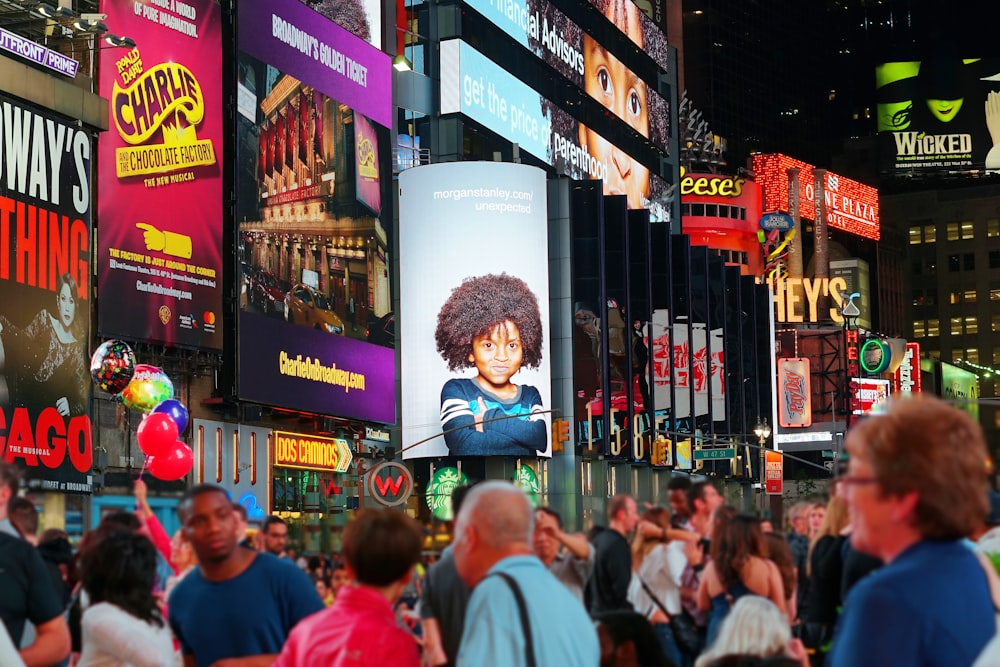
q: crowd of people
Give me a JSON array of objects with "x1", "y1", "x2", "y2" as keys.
[{"x1": 2, "y1": 394, "x2": 1000, "y2": 666}]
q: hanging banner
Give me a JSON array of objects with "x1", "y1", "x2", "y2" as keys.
[
  {"x1": 892, "y1": 342, "x2": 921, "y2": 395},
  {"x1": 0, "y1": 95, "x2": 93, "y2": 493},
  {"x1": 765, "y1": 450, "x2": 783, "y2": 495},
  {"x1": 777, "y1": 358, "x2": 812, "y2": 428},
  {"x1": 647, "y1": 310, "x2": 725, "y2": 420},
  {"x1": 97, "y1": 0, "x2": 223, "y2": 350}
]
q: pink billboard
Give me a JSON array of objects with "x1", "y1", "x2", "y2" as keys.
[{"x1": 97, "y1": 0, "x2": 223, "y2": 350}]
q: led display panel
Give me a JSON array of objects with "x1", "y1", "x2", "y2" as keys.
[
  {"x1": 441, "y1": 38, "x2": 671, "y2": 221},
  {"x1": 0, "y1": 94, "x2": 94, "y2": 493},
  {"x1": 97, "y1": 0, "x2": 223, "y2": 349},
  {"x1": 236, "y1": 0, "x2": 395, "y2": 424},
  {"x1": 399, "y1": 162, "x2": 551, "y2": 459}
]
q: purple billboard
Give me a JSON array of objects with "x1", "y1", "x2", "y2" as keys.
[
  {"x1": 236, "y1": 0, "x2": 395, "y2": 424},
  {"x1": 238, "y1": 0, "x2": 391, "y2": 128},
  {"x1": 238, "y1": 315, "x2": 395, "y2": 423}
]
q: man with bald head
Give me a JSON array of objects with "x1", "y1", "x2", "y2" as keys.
[{"x1": 452, "y1": 482, "x2": 598, "y2": 666}]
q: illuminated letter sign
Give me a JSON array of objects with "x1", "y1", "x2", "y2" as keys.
[
  {"x1": 366, "y1": 461, "x2": 413, "y2": 507},
  {"x1": 680, "y1": 167, "x2": 745, "y2": 198},
  {"x1": 892, "y1": 343, "x2": 921, "y2": 394},
  {"x1": 273, "y1": 431, "x2": 352, "y2": 472},
  {"x1": 769, "y1": 276, "x2": 848, "y2": 324}
]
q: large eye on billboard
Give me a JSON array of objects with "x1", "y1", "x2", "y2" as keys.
[
  {"x1": 440, "y1": 39, "x2": 671, "y2": 221},
  {"x1": 0, "y1": 95, "x2": 94, "y2": 493},
  {"x1": 876, "y1": 59, "x2": 1000, "y2": 175},
  {"x1": 235, "y1": 0, "x2": 395, "y2": 424},
  {"x1": 97, "y1": 0, "x2": 223, "y2": 350},
  {"x1": 399, "y1": 162, "x2": 551, "y2": 459},
  {"x1": 463, "y1": 0, "x2": 670, "y2": 155}
]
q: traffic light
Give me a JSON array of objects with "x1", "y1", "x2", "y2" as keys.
[
  {"x1": 651, "y1": 438, "x2": 665, "y2": 466},
  {"x1": 552, "y1": 418, "x2": 570, "y2": 453}
]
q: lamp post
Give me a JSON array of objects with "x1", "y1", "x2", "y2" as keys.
[{"x1": 753, "y1": 418, "x2": 771, "y2": 510}]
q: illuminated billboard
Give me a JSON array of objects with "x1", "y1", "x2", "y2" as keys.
[
  {"x1": 441, "y1": 38, "x2": 670, "y2": 220},
  {"x1": 399, "y1": 162, "x2": 551, "y2": 459},
  {"x1": 583, "y1": 0, "x2": 669, "y2": 71},
  {"x1": 876, "y1": 59, "x2": 1000, "y2": 174},
  {"x1": 97, "y1": 0, "x2": 223, "y2": 350},
  {"x1": 0, "y1": 94, "x2": 93, "y2": 493},
  {"x1": 751, "y1": 154, "x2": 880, "y2": 241},
  {"x1": 463, "y1": 0, "x2": 670, "y2": 154},
  {"x1": 939, "y1": 361, "x2": 979, "y2": 421},
  {"x1": 236, "y1": 0, "x2": 396, "y2": 424}
]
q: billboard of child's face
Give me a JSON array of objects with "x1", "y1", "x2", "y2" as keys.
[
  {"x1": 468, "y1": 320, "x2": 524, "y2": 394},
  {"x1": 580, "y1": 0, "x2": 650, "y2": 209}
]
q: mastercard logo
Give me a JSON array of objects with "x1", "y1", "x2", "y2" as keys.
[{"x1": 203, "y1": 311, "x2": 216, "y2": 325}]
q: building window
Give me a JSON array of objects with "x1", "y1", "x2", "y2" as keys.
[
  {"x1": 924, "y1": 224, "x2": 936, "y2": 243},
  {"x1": 953, "y1": 350, "x2": 964, "y2": 363},
  {"x1": 691, "y1": 203, "x2": 705, "y2": 216},
  {"x1": 989, "y1": 219, "x2": 1000, "y2": 238},
  {"x1": 951, "y1": 317, "x2": 963, "y2": 335},
  {"x1": 966, "y1": 317, "x2": 979, "y2": 335},
  {"x1": 966, "y1": 348, "x2": 979, "y2": 363},
  {"x1": 948, "y1": 255, "x2": 961, "y2": 272},
  {"x1": 913, "y1": 321, "x2": 925, "y2": 337},
  {"x1": 991, "y1": 251, "x2": 1000, "y2": 269},
  {"x1": 947, "y1": 223, "x2": 960, "y2": 241},
  {"x1": 706, "y1": 204, "x2": 718, "y2": 217},
  {"x1": 991, "y1": 289, "x2": 1000, "y2": 301},
  {"x1": 965, "y1": 253, "x2": 976, "y2": 270},
  {"x1": 926, "y1": 288, "x2": 937, "y2": 305},
  {"x1": 927, "y1": 261, "x2": 936, "y2": 275},
  {"x1": 927, "y1": 319, "x2": 940, "y2": 336},
  {"x1": 909, "y1": 227, "x2": 922, "y2": 244},
  {"x1": 964, "y1": 290, "x2": 978, "y2": 303},
  {"x1": 993, "y1": 314, "x2": 1000, "y2": 333},
  {"x1": 961, "y1": 222, "x2": 975, "y2": 239},
  {"x1": 950, "y1": 291, "x2": 962, "y2": 305},
  {"x1": 994, "y1": 347, "x2": 1000, "y2": 365}
]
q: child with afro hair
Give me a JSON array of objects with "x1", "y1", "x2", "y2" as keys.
[{"x1": 435, "y1": 273, "x2": 547, "y2": 456}]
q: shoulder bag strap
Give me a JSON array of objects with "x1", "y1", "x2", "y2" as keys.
[
  {"x1": 492, "y1": 571, "x2": 537, "y2": 667},
  {"x1": 638, "y1": 576, "x2": 672, "y2": 619}
]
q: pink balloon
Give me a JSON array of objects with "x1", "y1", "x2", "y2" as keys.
[
  {"x1": 137, "y1": 413, "x2": 179, "y2": 458},
  {"x1": 148, "y1": 442, "x2": 193, "y2": 481}
]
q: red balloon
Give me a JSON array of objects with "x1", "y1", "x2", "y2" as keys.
[
  {"x1": 148, "y1": 442, "x2": 193, "y2": 481},
  {"x1": 137, "y1": 413, "x2": 179, "y2": 458}
]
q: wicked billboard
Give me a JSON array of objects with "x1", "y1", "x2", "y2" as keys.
[
  {"x1": 876, "y1": 58, "x2": 1000, "y2": 175},
  {"x1": 0, "y1": 95, "x2": 94, "y2": 493},
  {"x1": 97, "y1": 0, "x2": 224, "y2": 350}
]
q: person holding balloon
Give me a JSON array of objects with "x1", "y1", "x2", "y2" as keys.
[{"x1": 0, "y1": 273, "x2": 89, "y2": 417}]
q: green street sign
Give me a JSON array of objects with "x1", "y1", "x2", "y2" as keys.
[{"x1": 693, "y1": 447, "x2": 736, "y2": 461}]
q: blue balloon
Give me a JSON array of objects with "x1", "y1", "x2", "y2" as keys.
[{"x1": 152, "y1": 398, "x2": 189, "y2": 434}]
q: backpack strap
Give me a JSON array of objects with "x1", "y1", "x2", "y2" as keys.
[{"x1": 490, "y1": 571, "x2": 537, "y2": 667}]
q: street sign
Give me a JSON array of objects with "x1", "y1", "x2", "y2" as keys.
[
  {"x1": 366, "y1": 461, "x2": 413, "y2": 507},
  {"x1": 693, "y1": 447, "x2": 736, "y2": 461},
  {"x1": 760, "y1": 212, "x2": 794, "y2": 231},
  {"x1": 765, "y1": 450, "x2": 783, "y2": 495}
]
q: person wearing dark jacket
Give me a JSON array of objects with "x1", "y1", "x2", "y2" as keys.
[{"x1": 586, "y1": 494, "x2": 639, "y2": 615}]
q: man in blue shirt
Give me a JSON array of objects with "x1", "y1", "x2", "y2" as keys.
[
  {"x1": 452, "y1": 482, "x2": 598, "y2": 667},
  {"x1": 168, "y1": 484, "x2": 323, "y2": 667}
]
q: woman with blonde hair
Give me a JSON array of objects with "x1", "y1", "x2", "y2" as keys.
[
  {"x1": 629, "y1": 506, "x2": 699, "y2": 667},
  {"x1": 802, "y1": 495, "x2": 850, "y2": 664},
  {"x1": 695, "y1": 596, "x2": 808, "y2": 667},
  {"x1": 829, "y1": 394, "x2": 995, "y2": 666}
]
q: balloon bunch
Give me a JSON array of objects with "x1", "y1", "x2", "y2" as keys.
[{"x1": 90, "y1": 340, "x2": 193, "y2": 482}]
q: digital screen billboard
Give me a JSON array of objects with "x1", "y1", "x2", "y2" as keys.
[
  {"x1": 0, "y1": 94, "x2": 94, "y2": 493},
  {"x1": 876, "y1": 59, "x2": 1000, "y2": 174},
  {"x1": 441, "y1": 38, "x2": 670, "y2": 221},
  {"x1": 584, "y1": 0, "x2": 669, "y2": 71},
  {"x1": 236, "y1": 0, "x2": 396, "y2": 424},
  {"x1": 97, "y1": 0, "x2": 223, "y2": 350},
  {"x1": 399, "y1": 162, "x2": 551, "y2": 459},
  {"x1": 463, "y1": 0, "x2": 670, "y2": 154},
  {"x1": 752, "y1": 153, "x2": 880, "y2": 241}
]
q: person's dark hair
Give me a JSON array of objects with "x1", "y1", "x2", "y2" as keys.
[
  {"x1": 434, "y1": 273, "x2": 543, "y2": 371},
  {"x1": 667, "y1": 475, "x2": 692, "y2": 492},
  {"x1": 262, "y1": 516, "x2": 287, "y2": 533},
  {"x1": 451, "y1": 483, "x2": 480, "y2": 520},
  {"x1": 8, "y1": 496, "x2": 38, "y2": 537},
  {"x1": 55, "y1": 272, "x2": 79, "y2": 316},
  {"x1": 231, "y1": 502, "x2": 248, "y2": 521},
  {"x1": 713, "y1": 513, "x2": 766, "y2": 590},
  {"x1": 688, "y1": 480, "x2": 716, "y2": 512},
  {"x1": 342, "y1": 508, "x2": 422, "y2": 586},
  {"x1": 178, "y1": 484, "x2": 230, "y2": 521},
  {"x1": 763, "y1": 533, "x2": 795, "y2": 602},
  {"x1": 607, "y1": 494, "x2": 633, "y2": 522},
  {"x1": 0, "y1": 461, "x2": 20, "y2": 498},
  {"x1": 39, "y1": 528, "x2": 69, "y2": 545},
  {"x1": 100, "y1": 510, "x2": 142, "y2": 533},
  {"x1": 536, "y1": 506, "x2": 563, "y2": 529},
  {"x1": 81, "y1": 531, "x2": 163, "y2": 627},
  {"x1": 703, "y1": 656, "x2": 802, "y2": 667},
  {"x1": 593, "y1": 610, "x2": 670, "y2": 667}
]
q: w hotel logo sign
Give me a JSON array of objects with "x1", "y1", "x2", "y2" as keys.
[{"x1": 366, "y1": 462, "x2": 413, "y2": 507}]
